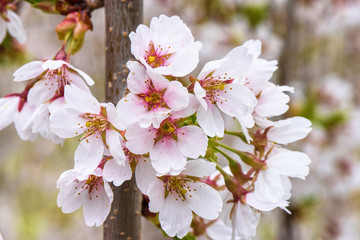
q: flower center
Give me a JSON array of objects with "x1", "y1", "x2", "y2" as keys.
[
  {"x1": 145, "y1": 42, "x2": 173, "y2": 68},
  {"x1": 75, "y1": 174, "x2": 104, "y2": 199},
  {"x1": 158, "y1": 175, "x2": 201, "y2": 201},
  {"x1": 81, "y1": 106, "x2": 109, "y2": 140},
  {"x1": 200, "y1": 71, "x2": 234, "y2": 104}
]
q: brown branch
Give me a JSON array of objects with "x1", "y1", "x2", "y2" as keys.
[{"x1": 103, "y1": 0, "x2": 143, "y2": 240}]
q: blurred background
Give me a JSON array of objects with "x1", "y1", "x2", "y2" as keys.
[{"x1": 1, "y1": 0, "x2": 360, "y2": 239}]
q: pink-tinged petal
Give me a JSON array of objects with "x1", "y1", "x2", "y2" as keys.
[
  {"x1": 267, "y1": 117, "x2": 312, "y2": 144},
  {"x1": 254, "y1": 169, "x2": 283, "y2": 203},
  {"x1": 129, "y1": 25, "x2": 152, "y2": 60},
  {"x1": 68, "y1": 73, "x2": 91, "y2": 93},
  {"x1": 126, "y1": 61, "x2": 150, "y2": 94},
  {"x1": 267, "y1": 151, "x2": 311, "y2": 179},
  {"x1": 74, "y1": 135, "x2": 104, "y2": 175},
  {"x1": 125, "y1": 123, "x2": 156, "y2": 154},
  {"x1": 13, "y1": 61, "x2": 44, "y2": 82},
  {"x1": 139, "y1": 107, "x2": 171, "y2": 129},
  {"x1": 105, "y1": 130, "x2": 126, "y2": 165},
  {"x1": 164, "y1": 81, "x2": 189, "y2": 111},
  {"x1": 171, "y1": 94, "x2": 199, "y2": 119},
  {"x1": 146, "y1": 69, "x2": 169, "y2": 90},
  {"x1": 106, "y1": 102, "x2": 124, "y2": 130},
  {"x1": 64, "y1": 85, "x2": 100, "y2": 113},
  {"x1": 0, "y1": 97, "x2": 18, "y2": 130},
  {"x1": 65, "y1": 63, "x2": 95, "y2": 86},
  {"x1": 216, "y1": 84, "x2": 257, "y2": 119},
  {"x1": 135, "y1": 159, "x2": 157, "y2": 194},
  {"x1": 150, "y1": 137, "x2": 186, "y2": 174},
  {"x1": 148, "y1": 179, "x2": 165, "y2": 212},
  {"x1": 103, "y1": 159, "x2": 132, "y2": 186},
  {"x1": 50, "y1": 107, "x2": 87, "y2": 138},
  {"x1": 194, "y1": 82, "x2": 207, "y2": 110},
  {"x1": 159, "y1": 193, "x2": 192, "y2": 238},
  {"x1": 161, "y1": 46, "x2": 200, "y2": 77},
  {"x1": 83, "y1": 181, "x2": 113, "y2": 227},
  {"x1": 197, "y1": 101, "x2": 224, "y2": 137},
  {"x1": 27, "y1": 80, "x2": 58, "y2": 106},
  {"x1": 6, "y1": 10, "x2": 26, "y2": 44},
  {"x1": 14, "y1": 103, "x2": 38, "y2": 141},
  {"x1": 116, "y1": 93, "x2": 148, "y2": 127},
  {"x1": 246, "y1": 190, "x2": 290, "y2": 212},
  {"x1": 177, "y1": 125, "x2": 208, "y2": 159},
  {"x1": 0, "y1": 19, "x2": 6, "y2": 43},
  {"x1": 185, "y1": 182, "x2": 222, "y2": 220},
  {"x1": 181, "y1": 159, "x2": 216, "y2": 178}
]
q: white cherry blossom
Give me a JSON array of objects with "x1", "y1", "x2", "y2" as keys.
[
  {"x1": 194, "y1": 46, "x2": 257, "y2": 138},
  {"x1": 56, "y1": 167, "x2": 113, "y2": 227},
  {"x1": 136, "y1": 159, "x2": 223, "y2": 238},
  {"x1": 130, "y1": 14, "x2": 202, "y2": 77},
  {"x1": 50, "y1": 85, "x2": 126, "y2": 176},
  {"x1": 117, "y1": 61, "x2": 189, "y2": 128},
  {"x1": 13, "y1": 60, "x2": 94, "y2": 107}
]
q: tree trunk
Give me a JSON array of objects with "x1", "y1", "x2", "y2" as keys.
[{"x1": 103, "y1": 0, "x2": 143, "y2": 240}]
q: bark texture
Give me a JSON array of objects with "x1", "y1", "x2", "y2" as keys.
[{"x1": 103, "y1": 0, "x2": 143, "y2": 239}]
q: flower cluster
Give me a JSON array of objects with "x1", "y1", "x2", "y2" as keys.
[{"x1": 0, "y1": 14, "x2": 312, "y2": 239}]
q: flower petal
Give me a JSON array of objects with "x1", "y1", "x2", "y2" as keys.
[
  {"x1": 164, "y1": 81, "x2": 189, "y2": 111},
  {"x1": 125, "y1": 124, "x2": 156, "y2": 154},
  {"x1": 64, "y1": 85, "x2": 100, "y2": 113},
  {"x1": 177, "y1": 125, "x2": 208, "y2": 158},
  {"x1": 103, "y1": 159, "x2": 132, "y2": 186},
  {"x1": 105, "y1": 130, "x2": 126, "y2": 165},
  {"x1": 135, "y1": 158, "x2": 157, "y2": 194},
  {"x1": 185, "y1": 182, "x2": 222, "y2": 220},
  {"x1": 13, "y1": 61, "x2": 44, "y2": 82},
  {"x1": 181, "y1": 159, "x2": 216, "y2": 178},
  {"x1": 50, "y1": 107, "x2": 87, "y2": 138},
  {"x1": 6, "y1": 10, "x2": 26, "y2": 44},
  {"x1": 197, "y1": 101, "x2": 224, "y2": 137}
]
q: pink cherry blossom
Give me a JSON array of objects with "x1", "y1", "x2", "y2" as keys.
[
  {"x1": 50, "y1": 85, "x2": 125, "y2": 176},
  {"x1": 130, "y1": 14, "x2": 202, "y2": 77},
  {"x1": 56, "y1": 167, "x2": 113, "y2": 227},
  {"x1": 194, "y1": 46, "x2": 257, "y2": 138},
  {"x1": 126, "y1": 101, "x2": 207, "y2": 174},
  {"x1": 13, "y1": 60, "x2": 94, "y2": 107},
  {"x1": 136, "y1": 159, "x2": 223, "y2": 238},
  {"x1": 117, "y1": 61, "x2": 189, "y2": 128},
  {"x1": 0, "y1": 9, "x2": 26, "y2": 44}
]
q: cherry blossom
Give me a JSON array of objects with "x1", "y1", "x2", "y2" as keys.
[
  {"x1": 125, "y1": 99, "x2": 207, "y2": 174},
  {"x1": 56, "y1": 167, "x2": 113, "y2": 227},
  {"x1": 117, "y1": 61, "x2": 189, "y2": 128},
  {"x1": 13, "y1": 60, "x2": 94, "y2": 107},
  {"x1": 130, "y1": 14, "x2": 202, "y2": 77},
  {"x1": 136, "y1": 159, "x2": 223, "y2": 238},
  {"x1": 50, "y1": 85, "x2": 125, "y2": 176},
  {"x1": 0, "y1": 8, "x2": 26, "y2": 44},
  {"x1": 193, "y1": 46, "x2": 257, "y2": 138}
]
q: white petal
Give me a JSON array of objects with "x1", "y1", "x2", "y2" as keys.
[
  {"x1": 103, "y1": 159, "x2": 132, "y2": 186},
  {"x1": 177, "y1": 125, "x2": 208, "y2": 158},
  {"x1": 185, "y1": 182, "x2": 222, "y2": 220},
  {"x1": 125, "y1": 123, "x2": 156, "y2": 154},
  {"x1": 150, "y1": 137, "x2": 186, "y2": 174},
  {"x1": 181, "y1": 159, "x2": 216, "y2": 178},
  {"x1": 105, "y1": 130, "x2": 126, "y2": 165},
  {"x1": 116, "y1": 94, "x2": 148, "y2": 127},
  {"x1": 14, "y1": 103, "x2": 38, "y2": 141},
  {"x1": 197, "y1": 101, "x2": 224, "y2": 137},
  {"x1": 194, "y1": 81, "x2": 207, "y2": 110},
  {"x1": 13, "y1": 61, "x2": 44, "y2": 82},
  {"x1": 164, "y1": 81, "x2": 189, "y2": 111},
  {"x1": 50, "y1": 107, "x2": 86, "y2": 138},
  {"x1": 267, "y1": 151, "x2": 311, "y2": 179},
  {"x1": 170, "y1": 94, "x2": 199, "y2": 119},
  {"x1": 42, "y1": 60, "x2": 66, "y2": 70},
  {"x1": 64, "y1": 85, "x2": 100, "y2": 113},
  {"x1": 27, "y1": 80, "x2": 57, "y2": 106},
  {"x1": 74, "y1": 135, "x2": 104, "y2": 175},
  {"x1": 243, "y1": 39, "x2": 262, "y2": 58},
  {"x1": 68, "y1": 73, "x2": 91, "y2": 93},
  {"x1": 267, "y1": 117, "x2": 312, "y2": 144},
  {"x1": 159, "y1": 193, "x2": 192, "y2": 238},
  {"x1": 83, "y1": 182, "x2": 113, "y2": 227},
  {"x1": 6, "y1": 10, "x2": 26, "y2": 44},
  {"x1": 0, "y1": 97, "x2": 18, "y2": 130},
  {"x1": 146, "y1": 68, "x2": 169, "y2": 90},
  {"x1": 126, "y1": 61, "x2": 149, "y2": 94},
  {"x1": 148, "y1": 179, "x2": 165, "y2": 212},
  {"x1": 106, "y1": 102, "x2": 124, "y2": 130},
  {"x1": 232, "y1": 202, "x2": 260, "y2": 239},
  {"x1": 135, "y1": 158, "x2": 157, "y2": 194},
  {"x1": 254, "y1": 169, "x2": 283, "y2": 203}
]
